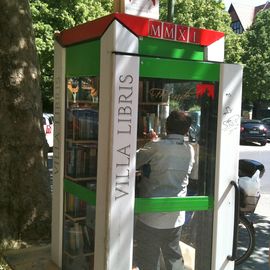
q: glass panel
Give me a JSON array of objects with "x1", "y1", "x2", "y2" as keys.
[
  {"x1": 134, "y1": 78, "x2": 218, "y2": 270},
  {"x1": 63, "y1": 76, "x2": 99, "y2": 270}
]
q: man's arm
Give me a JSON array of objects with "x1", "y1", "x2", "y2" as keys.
[
  {"x1": 188, "y1": 143, "x2": 195, "y2": 175},
  {"x1": 136, "y1": 142, "x2": 155, "y2": 169}
]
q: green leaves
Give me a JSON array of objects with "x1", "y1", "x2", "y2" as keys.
[
  {"x1": 30, "y1": 0, "x2": 247, "y2": 110},
  {"x1": 242, "y1": 9, "x2": 270, "y2": 102},
  {"x1": 160, "y1": 0, "x2": 230, "y2": 30},
  {"x1": 160, "y1": 0, "x2": 242, "y2": 64},
  {"x1": 30, "y1": 0, "x2": 112, "y2": 111}
]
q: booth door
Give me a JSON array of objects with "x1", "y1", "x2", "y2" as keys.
[{"x1": 133, "y1": 60, "x2": 242, "y2": 270}]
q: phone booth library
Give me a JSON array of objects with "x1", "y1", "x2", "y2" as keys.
[{"x1": 51, "y1": 12, "x2": 243, "y2": 270}]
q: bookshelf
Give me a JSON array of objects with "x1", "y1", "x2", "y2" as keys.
[
  {"x1": 63, "y1": 76, "x2": 99, "y2": 269},
  {"x1": 137, "y1": 79, "x2": 170, "y2": 144}
]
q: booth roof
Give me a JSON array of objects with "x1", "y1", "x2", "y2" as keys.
[{"x1": 55, "y1": 12, "x2": 224, "y2": 47}]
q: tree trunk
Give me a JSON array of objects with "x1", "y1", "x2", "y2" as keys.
[{"x1": 0, "y1": 0, "x2": 51, "y2": 240}]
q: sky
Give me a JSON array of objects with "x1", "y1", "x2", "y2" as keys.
[{"x1": 223, "y1": 0, "x2": 268, "y2": 10}]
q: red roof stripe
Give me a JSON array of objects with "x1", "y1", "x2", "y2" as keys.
[
  {"x1": 56, "y1": 14, "x2": 115, "y2": 46},
  {"x1": 56, "y1": 13, "x2": 224, "y2": 47},
  {"x1": 199, "y1": 28, "x2": 224, "y2": 46},
  {"x1": 115, "y1": 13, "x2": 149, "y2": 37}
]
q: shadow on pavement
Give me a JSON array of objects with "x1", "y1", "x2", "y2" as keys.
[
  {"x1": 240, "y1": 141, "x2": 264, "y2": 147},
  {"x1": 235, "y1": 213, "x2": 270, "y2": 270}
]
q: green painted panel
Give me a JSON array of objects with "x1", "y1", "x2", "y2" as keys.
[
  {"x1": 139, "y1": 37, "x2": 204, "y2": 61},
  {"x1": 64, "y1": 179, "x2": 213, "y2": 213},
  {"x1": 140, "y1": 57, "x2": 220, "y2": 81},
  {"x1": 66, "y1": 40, "x2": 100, "y2": 77},
  {"x1": 135, "y1": 196, "x2": 213, "y2": 213}
]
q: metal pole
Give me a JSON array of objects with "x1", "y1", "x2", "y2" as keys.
[{"x1": 167, "y1": 0, "x2": 175, "y2": 22}]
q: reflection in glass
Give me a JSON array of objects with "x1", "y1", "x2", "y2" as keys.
[
  {"x1": 67, "y1": 77, "x2": 99, "y2": 106},
  {"x1": 63, "y1": 76, "x2": 99, "y2": 270}
]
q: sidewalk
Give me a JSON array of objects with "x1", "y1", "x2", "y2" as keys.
[
  {"x1": 4, "y1": 245, "x2": 59, "y2": 270},
  {"x1": 235, "y1": 194, "x2": 270, "y2": 270},
  {"x1": 4, "y1": 195, "x2": 269, "y2": 270}
]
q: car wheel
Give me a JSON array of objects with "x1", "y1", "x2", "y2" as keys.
[{"x1": 260, "y1": 141, "x2": 266, "y2": 146}]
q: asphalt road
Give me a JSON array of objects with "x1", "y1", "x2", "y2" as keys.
[{"x1": 235, "y1": 142, "x2": 270, "y2": 270}]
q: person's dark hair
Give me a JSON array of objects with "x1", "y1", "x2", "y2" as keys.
[{"x1": 166, "y1": 110, "x2": 192, "y2": 135}]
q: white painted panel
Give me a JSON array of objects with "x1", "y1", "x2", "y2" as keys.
[
  {"x1": 212, "y1": 64, "x2": 243, "y2": 270},
  {"x1": 51, "y1": 41, "x2": 66, "y2": 267},
  {"x1": 112, "y1": 21, "x2": 140, "y2": 54},
  {"x1": 95, "y1": 20, "x2": 139, "y2": 270},
  {"x1": 205, "y1": 37, "x2": 225, "y2": 62},
  {"x1": 108, "y1": 53, "x2": 139, "y2": 270},
  {"x1": 94, "y1": 24, "x2": 114, "y2": 270}
]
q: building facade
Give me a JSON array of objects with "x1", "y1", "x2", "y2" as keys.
[{"x1": 228, "y1": 1, "x2": 270, "y2": 34}]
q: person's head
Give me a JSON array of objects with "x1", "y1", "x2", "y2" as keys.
[{"x1": 166, "y1": 110, "x2": 192, "y2": 135}]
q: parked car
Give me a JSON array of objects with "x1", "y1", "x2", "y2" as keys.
[
  {"x1": 43, "y1": 113, "x2": 54, "y2": 149},
  {"x1": 240, "y1": 119, "x2": 267, "y2": 146},
  {"x1": 261, "y1": 118, "x2": 270, "y2": 141}
]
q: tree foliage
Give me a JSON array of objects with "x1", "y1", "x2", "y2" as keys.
[
  {"x1": 159, "y1": 0, "x2": 243, "y2": 63},
  {"x1": 30, "y1": 0, "x2": 113, "y2": 111},
  {"x1": 242, "y1": 9, "x2": 270, "y2": 102},
  {"x1": 30, "y1": 0, "x2": 242, "y2": 111}
]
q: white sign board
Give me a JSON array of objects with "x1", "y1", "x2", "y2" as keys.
[
  {"x1": 115, "y1": 0, "x2": 159, "y2": 19},
  {"x1": 108, "y1": 53, "x2": 139, "y2": 270}
]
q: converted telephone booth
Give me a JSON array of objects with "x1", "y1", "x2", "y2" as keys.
[{"x1": 52, "y1": 12, "x2": 243, "y2": 270}]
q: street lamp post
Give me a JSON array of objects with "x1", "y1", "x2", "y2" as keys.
[{"x1": 167, "y1": 0, "x2": 175, "y2": 22}]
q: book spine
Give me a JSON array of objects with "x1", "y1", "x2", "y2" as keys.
[
  {"x1": 74, "y1": 223, "x2": 82, "y2": 250},
  {"x1": 69, "y1": 226, "x2": 77, "y2": 253},
  {"x1": 89, "y1": 145, "x2": 97, "y2": 177},
  {"x1": 83, "y1": 225, "x2": 91, "y2": 252}
]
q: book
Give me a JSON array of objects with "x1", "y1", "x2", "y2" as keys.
[
  {"x1": 66, "y1": 222, "x2": 84, "y2": 255},
  {"x1": 74, "y1": 223, "x2": 82, "y2": 250},
  {"x1": 82, "y1": 225, "x2": 92, "y2": 252}
]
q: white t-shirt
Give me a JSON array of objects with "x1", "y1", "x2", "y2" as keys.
[{"x1": 136, "y1": 134, "x2": 195, "y2": 229}]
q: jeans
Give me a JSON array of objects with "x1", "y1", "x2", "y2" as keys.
[{"x1": 134, "y1": 220, "x2": 185, "y2": 270}]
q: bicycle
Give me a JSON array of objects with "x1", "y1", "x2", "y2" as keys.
[{"x1": 235, "y1": 210, "x2": 256, "y2": 265}]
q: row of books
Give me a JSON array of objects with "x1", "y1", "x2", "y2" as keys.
[
  {"x1": 66, "y1": 143, "x2": 97, "y2": 178},
  {"x1": 64, "y1": 220, "x2": 95, "y2": 255},
  {"x1": 65, "y1": 192, "x2": 87, "y2": 218},
  {"x1": 67, "y1": 108, "x2": 98, "y2": 141},
  {"x1": 65, "y1": 182, "x2": 96, "y2": 219}
]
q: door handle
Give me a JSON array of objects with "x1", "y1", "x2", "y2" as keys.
[{"x1": 227, "y1": 181, "x2": 240, "y2": 261}]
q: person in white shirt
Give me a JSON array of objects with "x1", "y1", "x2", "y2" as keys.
[{"x1": 134, "y1": 110, "x2": 195, "y2": 270}]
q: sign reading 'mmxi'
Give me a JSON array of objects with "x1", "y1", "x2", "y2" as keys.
[{"x1": 149, "y1": 20, "x2": 201, "y2": 44}]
